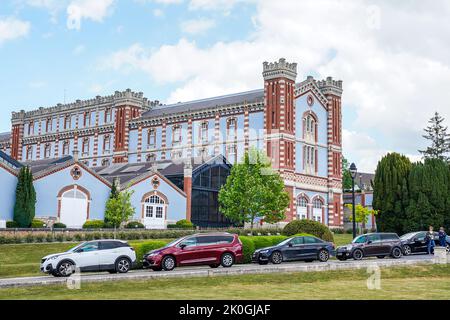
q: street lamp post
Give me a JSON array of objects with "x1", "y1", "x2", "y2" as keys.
[{"x1": 349, "y1": 163, "x2": 358, "y2": 239}]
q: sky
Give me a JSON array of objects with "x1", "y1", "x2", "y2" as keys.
[{"x1": 1, "y1": 0, "x2": 450, "y2": 172}]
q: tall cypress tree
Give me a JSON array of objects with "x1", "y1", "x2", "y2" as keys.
[
  {"x1": 13, "y1": 167, "x2": 36, "y2": 227},
  {"x1": 373, "y1": 153, "x2": 411, "y2": 234},
  {"x1": 419, "y1": 112, "x2": 450, "y2": 162}
]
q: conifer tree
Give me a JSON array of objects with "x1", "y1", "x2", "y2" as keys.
[
  {"x1": 419, "y1": 112, "x2": 450, "y2": 162},
  {"x1": 13, "y1": 167, "x2": 36, "y2": 227}
]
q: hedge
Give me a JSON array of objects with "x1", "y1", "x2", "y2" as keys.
[
  {"x1": 30, "y1": 220, "x2": 45, "y2": 228},
  {"x1": 6, "y1": 221, "x2": 18, "y2": 228},
  {"x1": 238, "y1": 235, "x2": 289, "y2": 263},
  {"x1": 167, "y1": 219, "x2": 195, "y2": 229},
  {"x1": 133, "y1": 240, "x2": 170, "y2": 267},
  {"x1": 283, "y1": 220, "x2": 334, "y2": 242},
  {"x1": 82, "y1": 220, "x2": 105, "y2": 229},
  {"x1": 126, "y1": 221, "x2": 145, "y2": 229},
  {"x1": 52, "y1": 222, "x2": 67, "y2": 229}
]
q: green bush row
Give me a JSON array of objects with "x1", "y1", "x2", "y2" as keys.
[
  {"x1": 283, "y1": 220, "x2": 335, "y2": 242},
  {"x1": 238, "y1": 235, "x2": 288, "y2": 263},
  {"x1": 133, "y1": 240, "x2": 170, "y2": 267}
]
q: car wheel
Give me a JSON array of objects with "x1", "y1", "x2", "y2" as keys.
[
  {"x1": 258, "y1": 261, "x2": 269, "y2": 265},
  {"x1": 51, "y1": 270, "x2": 60, "y2": 277},
  {"x1": 56, "y1": 260, "x2": 75, "y2": 277},
  {"x1": 391, "y1": 247, "x2": 402, "y2": 259},
  {"x1": 115, "y1": 258, "x2": 131, "y2": 273},
  {"x1": 352, "y1": 249, "x2": 364, "y2": 261},
  {"x1": 209, "y1": 264, "x2": 220, "y2": 268},
  {"x1": 318, "y1": 249, "x2": 330, "y2": 262},
  {"x1": 270, "y1": 251, "x2": 283, "y2": 264},
  {"x1": 162, "y1": 256, "x2": 176, "y2": 271},
  {"x1": 221, "y1": 253, "x2": 235, "y2": 268},
  {"x1": 377, "y1": 256, "x2": 385, "y2": 259},
  {"x1": 337, "y1": 256, "x2": 347, "y2": 261},
  {"x1": 403, "y1": 245, "x2": 412, "y2": 256}
]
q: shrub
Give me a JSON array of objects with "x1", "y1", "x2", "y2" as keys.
[
  {"x1": 74, "y1": 234, "x2": 83, "y2": 241},
  {"x1": 35, "y1": 234, "x2": 45, "y2": 242},
  {"x1": 46, "y1": 234, "x2": 54, "y2": 242},
  {"x1": 172, "y1": 219, "x2": 195, "y2": 229},
  {"x1": 92, "y1": 232, "x2": 102, "y2": 240},
  {"x1": 330, "y1": 228, "x2": 344, "y2": 234},
  {"x1": 25, "y1": 233, "x2": 34, "y2": 243},
  {"x1": 282, "y1": 220, "x2": 334, "y2": 242},
  {"x1": 126, "y1": 221, "x2": 145, "y2": 229},
  {"x1": 238, "y1": 236, "x2": 255, "y2": 264},
  {"x1": 84, "y1": 233, "x2": 94, "y2": 241},
  {"x1": 55, "y1": 234, "x2": 64, "y2": 242},
  {"x1": 133, "y1": 240, "x2": 170, "y2": 267},
  {"x1": 82, "y1": 220, "x2": 105, "y2": 229},
  {"x1": 6, "y1": 221, "x2": 18, "y2": 228},
  {"x1": 53, "y1": 222, "x2": 66, "y2": 229},
  {"x1": 31, "y1": 219, "x2": 45, "y2": 228}
]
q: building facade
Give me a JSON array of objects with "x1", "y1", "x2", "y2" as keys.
[{"x1": 0, "y1": 58, "x2": 344, "y2": 228}]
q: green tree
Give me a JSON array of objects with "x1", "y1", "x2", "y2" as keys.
[
  {"x1": 109, "y1": 179, "x2": 119, "y2": 199},
  {"x1": 104, "y1": 189, "x2": 135, "y2": 234},
  {"x1": 404, "y1": 159, "x2": 449, "y2": 231},
  {"x1": 372, "y1": 153, "x2": 411, "y2": 234},
  {"x1": 345, "y1": 204, "x2": 378, "y2": 233},
  {"x1": 342, "y1": 156, "x2": 353, "y2": 191},
  {"x1": 13, "y1": 167, "x2": 36, "y2": 228},
  {"x1": 218, "y1": 148, "x2": 290, "y2": 229},
  {"x1": 419, "y1": 112, "x2": 450, "y2": 162}
]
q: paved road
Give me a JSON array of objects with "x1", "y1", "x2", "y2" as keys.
[{"x1": 0, "y1": 254, "x2": 437, "y2": 288}]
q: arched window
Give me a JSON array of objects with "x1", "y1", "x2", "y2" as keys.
[
  {"x1": 143, "y1": 193, "x2": 166, "y2": 228},
  {"x1": 312, "y1": 197, "x2": 324, "y2": 223},
  {"x1": 62, "y1": 141, "x2": 70, "y2": 156},
  {"x1": 146, "y1": 153, "x2": 156, "y2": 162},
  {"x1": 44, "y1": 143, "x2": 51, "y2": 159},
  {"x1": 297, "y1": 196, "x2": 308, "y2": 220},
  {"x1": 303, "y1": 113, "x2": 317, "y2": 142}
]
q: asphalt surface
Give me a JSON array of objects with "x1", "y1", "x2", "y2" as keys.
[{"x1": 0, "y1": 254, "x2": 437, "y2": 288}]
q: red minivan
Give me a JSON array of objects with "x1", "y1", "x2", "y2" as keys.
[{"x1": 142, "y1": 233, "x2": 243, "y2": 271}]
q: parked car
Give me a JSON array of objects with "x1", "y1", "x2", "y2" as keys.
[
  {"x1": 142, "y1": 233, "x2": 243, "y2": 271},
  {"x1": 40, "y1": 240, "x2": 136, "y2": 277},
  {"x1": 336, "y1": 233, "x2": 403, "y2": 261},
  {"x1": 401, "y1": 231, "x2": 450, "y2": 255},
  {"x1": 251, "y1": 235, "x2": 335, "y2": 265}
]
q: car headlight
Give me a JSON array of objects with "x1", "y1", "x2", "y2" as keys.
[
  {"x1": 49, "y1": 256, "x2": 60, "y2": 260},
  {"x1": 259, "y1": 250, "x2": 269, "y2": 254},
  {"x1": 147, "y1": 253, "x2": 158, "y2": 257}
]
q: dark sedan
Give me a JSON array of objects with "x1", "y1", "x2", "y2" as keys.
[
  {"x1": 251, "y1": 235, "x2": 335, "y2": 265},
  {"x1": 400, "y1": 231, "x2": 450, "y2": 255}
]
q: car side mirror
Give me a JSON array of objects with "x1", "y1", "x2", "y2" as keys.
[
  {"x1": 288, "y1": 242, "x2": 293, "y2": 247},
  {"x1": 367, "y1": 240, "x2": 372, "y2": 245},
  {"x1": 180, "y1": 244, "x2": 187, "y2": 250}
]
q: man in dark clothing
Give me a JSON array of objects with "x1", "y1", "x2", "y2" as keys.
[{"x1": 438, "y1": 227, "x2": 447, "y2": 248}]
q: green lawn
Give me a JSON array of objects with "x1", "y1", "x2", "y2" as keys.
[
  {"x1": 1, "y1": 264, "x2": 449, "y2": 300},
  {"x1": 0, "y1": 234, "x2": 353, "y2": 278}
]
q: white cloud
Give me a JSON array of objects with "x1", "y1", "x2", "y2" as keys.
[
  {"x1": 102, "y1": 0, "x2": 450, "y2": 170},
  {"x1": 73, "y1": 44, "x2": 86, "y2": 55},
  {"x1": 180, "y1": 18, "x2": 215, "y2": 34},
  {"x1": 153, "y1": 9, "x2": 164, "y2": 17},
  {"x1": 0, "y1": 17, "x2": 30, "y2": 45},
  {"x1": 67, "y1": 0, "x2": 115, "y2": 30}
]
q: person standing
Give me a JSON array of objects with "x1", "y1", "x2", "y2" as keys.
[
  {"x1": 438, "y1": 227, "x2": 447, "y2": 247},
  {"x1": 425, "y1": 226, "x2": 435, "y2": 254}
]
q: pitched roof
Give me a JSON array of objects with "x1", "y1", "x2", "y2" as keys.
[
  {"x1": 0, "y1": 150, "x2": 23, "y2": 169},
  {"x1": 22, "y1": 156, "x2": 73, "y2": 175},
  {"x1": 141, "y1": 89, "x2": 264, "y2": 119},
  {"x1": 0, "y1": 132, "x2": 10, "y2": 143},
  {"x1": 356, "y1": 172, "x2": 375, "y2": 191}
]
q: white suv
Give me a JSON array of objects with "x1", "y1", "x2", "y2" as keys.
[{"x1": 41, "y1": 240, "x2": 137, "y2": 277}]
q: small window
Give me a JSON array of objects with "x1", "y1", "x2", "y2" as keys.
[
  {"x1": 79, "y1": 242, "x2": 99, "y2": 252},
  {"x1": 215, "y1": 236, "x2": 234, "y2": 244},
  {"x1": 197, "y1": 236, "x2": 218, "y2": 246},
  {"x1": 380, "y1": 234, "x2": 399, "y2": 241},
  {"x1": 290, "y1": 237, "x2": 304, "y2": 246},
  {"x1": 179, "y1": 237, "x2": 197, "y2": 247},
  {"x1": 367, "y1": 234, "x2": 381, "y2": 243},
  {"x1": 304, "y1": 237, "x2": 320, "y2": 244},
  {"x1": 147, "y1": 128, "x2": 156, "y2": 147}
]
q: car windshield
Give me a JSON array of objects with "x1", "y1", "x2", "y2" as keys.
[
  {"x1": 400, "y1": 232, "x2": 417, "y2": 240},
  {"x1": 67, "y1": 242, "x2": 85, "y2": 252},
  {"x1": 163, "y1": 238, "x2": 184, "y2": 248},
  {"x1": 352, "y1": 235, "x2": 367, "y2": 244}
]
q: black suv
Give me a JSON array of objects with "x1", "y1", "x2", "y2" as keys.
[{"x1": 336, "y1": 233, "x2": 403, "y2": 261}]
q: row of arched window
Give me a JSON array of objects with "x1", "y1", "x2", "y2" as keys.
[{"x1": 296, "y1": 195, "x2": 325, "y2": 223}]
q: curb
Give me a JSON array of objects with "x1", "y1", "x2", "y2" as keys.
[{"x1": 0, "y1": 257, "x2": 436, "y2": 288}]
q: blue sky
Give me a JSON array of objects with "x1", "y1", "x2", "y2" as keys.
[{"x1": 1, "y1": 0, "x2": 449, "y2": 171}]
